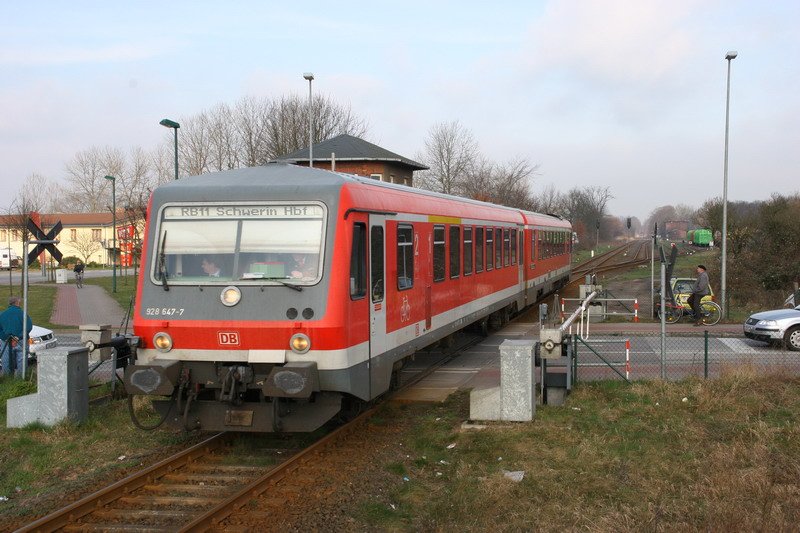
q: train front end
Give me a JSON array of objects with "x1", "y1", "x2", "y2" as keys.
[{"x1": 124, "y1": 165, "x2": 357, "y2": 432}]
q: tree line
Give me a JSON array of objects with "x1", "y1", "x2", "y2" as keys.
[
  {"x1": 6, "y1": 95, "x2": 616, "y2": 253},
  {"x1": 644, "y1": 196, "x2": 800, "y2": 307}
]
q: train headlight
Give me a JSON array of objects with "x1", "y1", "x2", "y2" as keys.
[
  {"x1": 153, "y1": 332, "x2": 173, "y2": 352},
  {"x1": 221, "y1": 286, "x2": 241, "y2": 307},
  {"x1": 290, "y1": 333, "x2": 311, "y2": 354}
]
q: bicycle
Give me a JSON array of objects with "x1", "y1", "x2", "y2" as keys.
[
  {"x1": 657, "y1": 298, "x2": 721, "y2": 325},
  {"x1": 75, "y1": 269, "x2": 84, "y2": 288}
]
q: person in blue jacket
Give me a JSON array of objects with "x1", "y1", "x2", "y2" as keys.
[{"x1": 0, "y1": 296, "x2": 33, "y2": 377}]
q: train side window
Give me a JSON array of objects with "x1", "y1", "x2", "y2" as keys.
[
  {"x1": 511, "y1": 229, "x2": 517, "y2": 265},
  {"x1": 397, "y1": 224, "x2": 414, "y2": 290},
  {"x1": 370, "y1": 226, "x2": 384, "y2": 303},
  {"x1": 495, "y1": 228, "x2": 503, "y2": 269},
  {"x1": 503, "y1": 228, "x2": 510, "y2": 266},
  {"x1": 463, "y1": 226, "x2": 473, "y2": 275},
  {"x1": 475, "y1": 227, "x2": 484, "y2": 273},
  {"x1": 449, "y1": 226, "x2": 460, "y2": 279},
  {"x1": 485, "y1": 228, "x2": 493, "y2": 271},
  {"x1": 433, "y1": 225, "x2": 445, "y2": 283},
  {"x1": 350, "y1": 223, "x2": 367, "y2": 299},
  {"x1": 536, "y1": 230, "x2": 542, "y2": 261}
]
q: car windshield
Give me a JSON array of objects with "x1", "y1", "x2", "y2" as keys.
[{"x1": 151, "y1": 203, "x2": 326, "y2": 285}]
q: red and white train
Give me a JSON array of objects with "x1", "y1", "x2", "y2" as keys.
[{"x1": 124, "y1": 164, "x2": 571, "y2": 432}]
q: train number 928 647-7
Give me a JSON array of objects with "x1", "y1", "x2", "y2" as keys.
[{"x1": 144, "y1": 307, "x2": 185, "y2": 316}]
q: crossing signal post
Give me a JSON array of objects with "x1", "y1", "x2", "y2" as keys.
[{"x1": 22, "y1": 218, "x2": 62, "y2": 378}]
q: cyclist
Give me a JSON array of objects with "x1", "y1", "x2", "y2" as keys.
[
  {"x1": 73, "y1": 260, "x2": 85, "y2": 288},
  {"x1": 687, "y1": 264, "x2": 710, "y2": 326}
]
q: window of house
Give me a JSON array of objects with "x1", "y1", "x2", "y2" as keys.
[
  {"x1": 433, "y1": 225, "x2": 445, "y2": 282},
  {"x1": 370, "y1": 173, "x2": 382, "y2": 181},
  {"x1": 92, "y1": 229, "x2": 102, "y2": 241},
  {"x1": 0, "y1": 230, "x2": 6, "y2": 241},
  {"x1": 350, "y1": 223, "x2": 367, "y2": 299},
  {"x1": 397, "y1": 224, "x2": 414, "y2": 290},
  {"x1": 463, "y1": 227, "x2": 473, "y2": 275},
  {"x1": 449, "y1": 226, "x2": 460, "y2": 279},
  {"x1": 70, "y1": 229, "x2": 77, "y2": 241}
]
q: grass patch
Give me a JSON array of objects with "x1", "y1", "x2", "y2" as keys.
[
  {"x1": 361, "y1": 373, "x2": 800, "y2": 531},
  {"x1": 573, "y1": 244, "x2": 616, "y2": 266}
]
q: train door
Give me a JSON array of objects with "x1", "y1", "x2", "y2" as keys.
[{"x1": 368, "y1": 215, "x2": 387, "y2": 362}]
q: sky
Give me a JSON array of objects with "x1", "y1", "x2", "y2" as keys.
[{"x1": 1, "y1": 0, "x2": 798, "y2": 221}]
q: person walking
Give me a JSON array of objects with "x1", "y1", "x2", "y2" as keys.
[
  {"x1": 688, "y1": 264, "x2": 710, "y2": 326},
  {"x1": 0, "y1": 296, "x2": 33, "y2": 377}
]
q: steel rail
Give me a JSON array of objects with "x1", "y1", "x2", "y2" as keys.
[
  {"x1": 17, "y1": 433, "x2": 229, "y2": 533},
  {"x1": 178, "y1": 334, "x2": 479, "y2": 531}
]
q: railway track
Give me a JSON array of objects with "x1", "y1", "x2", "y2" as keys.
[
  {"x1": 571, "y1": 239, "x2": 650, "y2": 282},
  {"x1": 17, "y1": 335, "x2": 478, "y2": 532}
]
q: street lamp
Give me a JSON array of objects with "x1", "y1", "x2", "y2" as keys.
[
  {"x1": 105, "y1": 175, "x2": 117, "y2": 293},
  {"x1": 303, "y1": 73, "x2": 314, "y2": 167},
  {"x1": 721, "y1": 50, "x2": 737, "y2": 319},
  {"x1": 159, "y1": 118, "x2": 180, "y2": 180}
]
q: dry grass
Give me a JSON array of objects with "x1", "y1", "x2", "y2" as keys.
[{"x1": 364, "y1": 370, "x2": 800, "y2": 531}]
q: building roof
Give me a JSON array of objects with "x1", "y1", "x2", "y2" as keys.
[
  {"x1": 0, "y1": 212, "x2": 115, "y2": 226},
  {"x1": 274, "y1": 134, "x2": 428, "y2": 171}
]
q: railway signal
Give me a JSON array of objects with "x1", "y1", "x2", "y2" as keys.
[{"x1": 26, "y1": 218, "x2": 63, "y2": 265}]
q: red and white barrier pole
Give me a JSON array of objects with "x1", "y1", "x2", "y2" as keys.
[
  {"x1": 625, "y1": 339, "x2": 631, "y2": 380},
  {"x1": 633, "y1": 299, "x2": 639, "y2": 322}
]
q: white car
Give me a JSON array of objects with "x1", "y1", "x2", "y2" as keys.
[
  {"x1": 27, "y1": 325, "x2": 59, "y2": 358},
  {"x1": 743, "y1": 305, "x2": 800, "y2": 351}
]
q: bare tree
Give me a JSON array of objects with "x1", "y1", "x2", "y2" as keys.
[
  {"x1": 64, "y1": 146, "x2": 110, "y2": 212},
  {"x1": 172, "y1": 93, "x2": 370, "y2": 175},
  {"x1": 530, "y1": 184, "x2": 566, "y2": 215},
  {"x1": 490, "y1": 157, "x2": 538, "y2": 210},
  {"x1": 561, "y1": 186, "x2": 614, "y2": 248},
  {"x1": 234, "y1": 96, "x2": 272, "y2": 166},
  {"x1": 206, "y1": 102, "x2": 241, "y2": 171},
  {"x1": 415, "y1": 120, "x2": 479, "y2": 195},
  {"x1": 178, "y1": 113, "x2": 212, "y2": 177},
  {"x1": 70, "y1": 232, "x2": 103, "y2": 263},
  {"x1": 151, "y1": 143, "x2": 176, "y2": 185}
]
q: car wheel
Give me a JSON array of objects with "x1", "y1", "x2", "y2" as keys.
[{"x1": 784, "y1": 326, "x2": 800, "y2": 352}]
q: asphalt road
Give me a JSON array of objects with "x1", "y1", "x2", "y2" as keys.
[{"x1": 0, "y1": 268, "x2": 117, "y2": 285}]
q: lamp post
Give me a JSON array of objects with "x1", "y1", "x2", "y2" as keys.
[
  {"x1": 721, "y1": 51, "x2": 737, "y2": 319},
  {"x1": 303, "y1": 73, "x2": 314, "y2": 167},
  {"x1": 159, "y1": 118, "x2": 180, "y2": 180},
  {"x1": 105, "y1": 175, "x2": 117, "y2": 293}
]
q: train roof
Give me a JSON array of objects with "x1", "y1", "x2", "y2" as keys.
[{"x1": 151, "y1": 164, "x2": 570, "y2": 228}]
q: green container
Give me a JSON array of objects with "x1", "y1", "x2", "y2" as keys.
[
  {"x1": 686, "y1": 230, "x2": 695, "y2": 242},
  {"x1": 693, "y1": 229, "x2": 712, "y2": 246}
]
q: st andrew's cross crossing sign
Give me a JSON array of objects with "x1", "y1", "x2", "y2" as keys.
[{"x1": 27, "y1": 218, "x2": 63, "y2": 265}]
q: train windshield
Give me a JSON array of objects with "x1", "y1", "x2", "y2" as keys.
[{"x1": 151, "y1": 203, "x2": 326, "y2": 285}]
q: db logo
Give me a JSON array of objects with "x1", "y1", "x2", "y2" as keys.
[{"x1": 218, "y1": 332, "x2": 240, "y2": 346}]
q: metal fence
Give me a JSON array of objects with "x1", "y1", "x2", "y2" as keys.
[{"x1": 572, "y1": 332, "x2": 800, "y2": 382}]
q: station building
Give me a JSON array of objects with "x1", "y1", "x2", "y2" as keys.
[{"x1": 274, "y1": 133, "x2": 428, "y2": 186}]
